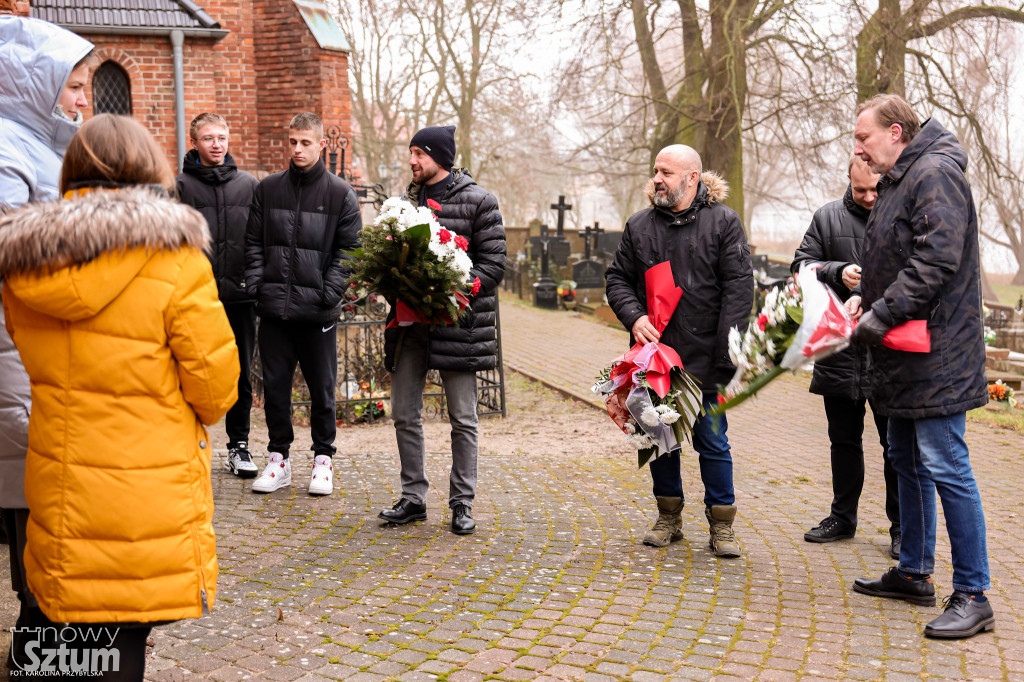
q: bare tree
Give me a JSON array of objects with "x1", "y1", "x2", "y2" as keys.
[
  {"x1": 404, "y1": 0, "x2": 539, "y2": 174},
  {"x1": 332, "y1": 0, "x2": 445, "y2": 189},
  {"x1": 854, "y1": 0, "x2": 1024, "y2": 100},
  {"x1": 913, "y1": 24, "x2": 1024, "y2": 285},
  {"x1": 556, "y1": 0, "x2": 840, "y2": 227}
]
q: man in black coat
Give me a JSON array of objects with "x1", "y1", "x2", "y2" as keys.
[
  {"x1": 176, "y1": 113, "x2": 260, "y2": 479},
  {"x1": 244, "y1": 112, "x2": 362, "y2": 497},
  {"x1": 848, "y1": 94, "x2": 993, "y2": 639},
  {"x1": 605, "y1": 144, "x2": 753, "y2": 558},
  {"x1": 792, "y1": 157, "x2": 900, "y2": 558},
  {"x1": 378, "y1": 125, "x2": 506, "y2": 535}
]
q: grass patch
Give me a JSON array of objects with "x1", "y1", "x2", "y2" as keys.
[
  {"x1": 989, "y1": 283, "x2": 1024, "y2": 305},
  {"x1": 968, "y1": 403, "x2": 1024, "y2": 431}
]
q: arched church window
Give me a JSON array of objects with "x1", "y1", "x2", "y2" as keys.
[{"x1": 92, "y1": 61, "x2": 132, "y2": 116}]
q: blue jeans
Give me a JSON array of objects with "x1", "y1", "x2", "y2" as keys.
[
  {"x1": 888, "y1": 413, "x2": 990, "y2": 592},
  {"x1": 649, "y1": 396, "x2": 734, "y2": 507}
]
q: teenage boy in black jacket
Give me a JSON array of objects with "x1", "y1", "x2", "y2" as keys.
[
  {"x1": 177, "y1": 113, "x2": 260, "y2": 478},
  {"x1": 245, "y1": 112, "x2": 362, "y2": 496}
]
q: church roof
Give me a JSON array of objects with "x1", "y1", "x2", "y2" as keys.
[{"x1": 32, "y1": 0, "x2": 220, "y2": 31}]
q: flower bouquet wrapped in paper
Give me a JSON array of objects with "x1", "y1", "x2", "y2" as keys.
[
  {"x1": 346, "y1": 197, "x2": 480, "y2": 328},
  {"x1": 593, "y1": 262, "x2": 704, "y2": 468},
  {"x1": 713, "y1": 264, "x2": 855, "y2": 414}
]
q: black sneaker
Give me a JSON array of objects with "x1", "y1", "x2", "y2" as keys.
[
  {"x1": 804, "y1": 516, "x2": 856, "y2": 543},
  {"x1": 924, "y1": 592, "x2": 995, "y2": 639},
  {"x1": 853, "y1": 566, "x2": 936, "y2": 606},
  {"x1": 451, "y1": 503, "x2": 476, "y2": 535},
  {"x1": 226, "y1": 443, "x2": 258, "y2": 478}
]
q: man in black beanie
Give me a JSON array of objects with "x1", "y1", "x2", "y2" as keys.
[{"x1": 379, "y1": 125, "x2": 506, "y2": 535}]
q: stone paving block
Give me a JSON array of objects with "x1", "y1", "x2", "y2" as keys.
[{"x1": 75, "y1": 308, "x2": 1020, "y2": 681}]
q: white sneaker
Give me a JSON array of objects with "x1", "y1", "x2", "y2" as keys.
[
  {"x1": 308, "y1": 455, "x2": 333, "y2": 496},
  {"x1": 252, "y1": 453, "x2": 291, "y2": 493}
]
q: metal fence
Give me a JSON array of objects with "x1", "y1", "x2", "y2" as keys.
[{"x1": 251, "y1": 294, "x2": 506, "y2": 422}]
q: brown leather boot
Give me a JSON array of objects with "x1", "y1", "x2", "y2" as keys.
[
  {"x1": 643, "y1": 496, "x2": 684, "y2": 547},
  {"x1": 705, "y1": 505, "x2": 742, "y2": 557}
]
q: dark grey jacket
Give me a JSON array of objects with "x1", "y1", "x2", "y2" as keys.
[
  {"x1": 176, "y1": 151, "x2": 258, "y2": 304},
  {"x1": 605, "y1": 173, "x2": 753, "y2": 392},
  {"x1": 860, "y1": 118, "x2": 987, "y2": 418},
  {"x1": 384, "y1": 169, "x2": 506, "y2": 372},
  {"x1": 244, "y1": 159, "x2": 362, "y2": 324},
  {"x1": 792, "y1": 187, "x2": 872, "y2": 400}
]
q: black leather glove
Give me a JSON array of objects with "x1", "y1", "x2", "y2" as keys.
[{"x1": 850, "y1": 310, "x2": 889, "y2": 347}]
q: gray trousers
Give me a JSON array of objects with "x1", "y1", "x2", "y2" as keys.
[{"x1": 391, "y1": 326, "x2": 478, "y2": 508}]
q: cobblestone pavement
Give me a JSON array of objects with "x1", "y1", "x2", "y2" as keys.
[{"x1": 4, "y1": 295, "x2": 1024, "y2": 681}]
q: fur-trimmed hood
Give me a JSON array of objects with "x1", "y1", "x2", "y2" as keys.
[
  {"x1": 645, "y1": 170, "x2": 729, "y2": 206},
  {"x1": 0, "y1": 188, "x2": 209, "y2": 321},
  {"x1": 0, "y1": 188, "x2": 208, "y2": 274}
]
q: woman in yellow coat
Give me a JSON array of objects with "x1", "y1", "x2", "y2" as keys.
[{"x1": 0, "y1": 114, "x2": 239, "y2": 680}]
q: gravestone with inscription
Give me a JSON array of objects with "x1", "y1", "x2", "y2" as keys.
[
  {"x1": 571, "y1": 222, "x2": 605, "y2": 289},
  {"x1": 529, "y1": 224, "x2": 559, "y2": 309}
]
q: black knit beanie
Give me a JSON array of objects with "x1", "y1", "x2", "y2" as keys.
[{"x1": 410, "y1": 125, "x2": 457, "y2": 171}]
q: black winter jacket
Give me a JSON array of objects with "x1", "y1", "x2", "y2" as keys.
[
  {"x1": 244, "y1": 159, "x2": 362, "y2": 324},
  {"x1": 383, "y1": 169, "x2": 506, "y2": 372},
  {"x1": 605, "y1": 173, "x2": 754, "y2": 393},
  {"x1": 860, "y1": 118, "x2": 987, "y2": 419},
  {"x1": 176, "y1": 151, "x2": 258, "y2": 304},
  {"x1": 791, "y1": 187, "x2": 872, "y2": 400}
]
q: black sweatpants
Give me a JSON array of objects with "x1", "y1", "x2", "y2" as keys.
[
  {"x1": 823, "y1": 396, "x2": 900, "y2": 532},
  {"x1": 224, "y1": 303, "x2": 257, "y2": 448},
  {"x1": 258, "y1": 317, "x2": 338, "y2": 457}
]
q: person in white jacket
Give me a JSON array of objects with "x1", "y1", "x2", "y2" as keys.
[{"x1": 0, "y1": 14, "x2": 93, "y2": 669}]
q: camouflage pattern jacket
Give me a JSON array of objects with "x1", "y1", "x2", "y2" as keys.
[{"x1": 860, "y1": 118, "x2": 987, "y2": 419}]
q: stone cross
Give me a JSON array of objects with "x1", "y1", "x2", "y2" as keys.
[
  {"x1": 578, "y1": 221, "x2": 605, "y2": 261},
  {"x1": 550, "y1": 195, "x2": 572, "y2": 238}
]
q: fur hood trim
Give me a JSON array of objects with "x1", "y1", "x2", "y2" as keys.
[
  {"x1": 0, "y1": 188, "x2": 209, "y2": 275},
  {"x1": 645, "y1": 170, "x2": 729, "y2": 207}
]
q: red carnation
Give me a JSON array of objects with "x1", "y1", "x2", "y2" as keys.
[
  {"x1": 718, "y1": 394, "x2": 726, "y2": 404},
  {"x1": 427, "y1": 198, "x2": 442, "y2": 211},
  {"x1": 438, "y1": 228, "x2": 452, "y2": 244},
  {"x1": 757, "y1": 313, "x2": 768, "y2": 331},
  {"x1": 454, "y1": 235, "x2": 469, "y2": 251},
  {"x1": 470, "y1": 277, "x2": 481, "y2": 296}
]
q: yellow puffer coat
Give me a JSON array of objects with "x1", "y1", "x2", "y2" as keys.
[{"x1": 0, "y1": 188, "x2": 239, "y2": 624}]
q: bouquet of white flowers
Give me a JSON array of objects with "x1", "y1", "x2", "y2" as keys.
[{"x1": 347, "y1": 197, "x2": 480, "y2": 327}]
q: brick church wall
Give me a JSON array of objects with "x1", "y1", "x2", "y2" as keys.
[
  {"x1": 10, "y1": 1, "x2": 349, "y2": 178},
  {"x1": 252, "y1": 0, "x2": 351, "y2": 175}
]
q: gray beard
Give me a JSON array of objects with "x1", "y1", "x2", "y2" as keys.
[{"x1": 651, "y1": 183, "x2": 686, "y2": 209}]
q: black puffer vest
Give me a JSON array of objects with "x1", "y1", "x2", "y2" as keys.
[{"x1": 383, "y1": 169, "x2": 506, "y2": 372}]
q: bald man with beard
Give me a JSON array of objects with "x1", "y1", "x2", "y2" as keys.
[{"x1": 606, "y1": 145, "x2": 754, "y2": 558}]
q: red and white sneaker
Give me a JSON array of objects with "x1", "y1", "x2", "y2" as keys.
[
  {"x1": 308, "y1": 455, "x2": 333, "y2": 496},
  {"x1": 252, "y1": 453, "x2": 291, "y2": 493}
]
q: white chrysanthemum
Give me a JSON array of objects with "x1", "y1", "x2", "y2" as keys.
[
  {"x1": 451, "y1": 249, "x2": 473, "y2": 279},
  {"x1": 655, "y1": 404, "x2": 671, "y2": 414},
  {"x1": 641, "y1": 406, "x2": 661, "y2": 427},
  {"x1": 728, "y1": 327, "x2": 743, "y2": 364},
  {"x1": 766, "y1": 339, "x2": 776, "y2": 356},
  {"x1": 623, "y1": 421, "x2": 636, "y2": 435},
  {"x1": 659, "y1": 409, "x2": 680, "y2": 425}
]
